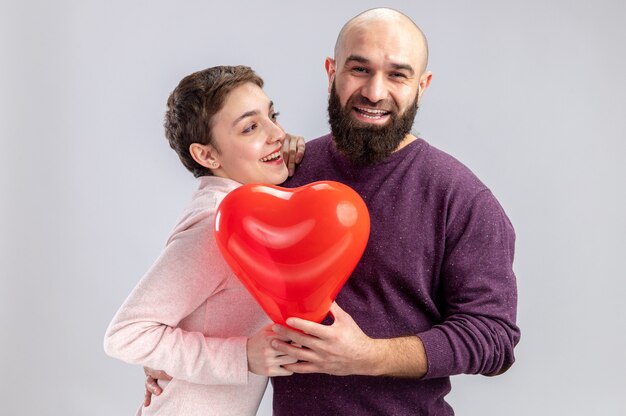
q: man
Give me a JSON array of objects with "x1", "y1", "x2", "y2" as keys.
[
  {"x1": 145, "y1": 7, "x2": 519, "y2": 415},
  {"x1": 269, "y1": 7, "x2": 520, "y2": 415}
]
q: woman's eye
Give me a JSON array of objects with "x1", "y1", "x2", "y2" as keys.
[
  {"x1": 243, "y1": 123, "x2": 257, "y2": 134},
  {"x1": 271, "y1": 111, "x2": 280, "y2": 121}
]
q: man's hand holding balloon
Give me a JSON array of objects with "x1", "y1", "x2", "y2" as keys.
[
  {"x1": 271, "y1": 302, "x2": 429, "y2": 378},
  {"x1": 270, "y1": 302, "x2": 376, "y2": 376}
]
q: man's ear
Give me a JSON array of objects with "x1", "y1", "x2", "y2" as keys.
[
  {"x1": 325, "y1": 57, "x2": 336, "y2": 93},
  {"x1": 417, "y1": 71, "x2": 433, "y2": 103},
  {"x1": 189, "y1": 143, "x2": 220, "y2": 170}
]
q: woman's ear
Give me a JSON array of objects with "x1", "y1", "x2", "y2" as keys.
[{"x1": 189, "y1": 143, "x2": 220, "y2": 170}]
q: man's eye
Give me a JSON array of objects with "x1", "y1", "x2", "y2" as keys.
[
  {"x1": 352, "y1": 67, "x2": 367, "y2": 73},
  {"x1": 391, "y1": 72, "x2": 407, "y2": 78},
  {"x1": 243, "y1": 123, "x2": 257, "y2": 134}
]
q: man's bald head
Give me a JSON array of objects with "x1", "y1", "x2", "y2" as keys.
[{"x1": 334, "y1": 8, "x2": 429, "y2": 75}]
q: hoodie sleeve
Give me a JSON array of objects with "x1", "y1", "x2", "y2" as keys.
[
  {"x1": 103, "y1": 208, "x2": 251, "y2": 386},
  {"x1": 418, "y1": 189, "x2": 520, "y2": 379}
]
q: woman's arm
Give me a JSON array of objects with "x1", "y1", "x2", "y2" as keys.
[{"x1": 104, "y1": 213, "x2": 254, "y2": 386}]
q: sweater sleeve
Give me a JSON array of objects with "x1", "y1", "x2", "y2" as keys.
[
  {"x1": 418, "y1": 189, "x2": 520, "y2": 379},
  {"x1": 103, "y1": 211, "x2": 250, "y2": 386}
]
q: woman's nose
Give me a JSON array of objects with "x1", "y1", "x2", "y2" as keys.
[{"x1": 266, "y1": 120, "x2": 285, "y2": 144}]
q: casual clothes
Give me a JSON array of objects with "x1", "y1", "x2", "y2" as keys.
[
  {"x1": 104, "y1": 176, "x2": 270, "y2": 416},
  {"x1": 272, "y1": 134, "x2": 520, "y2": 415}
]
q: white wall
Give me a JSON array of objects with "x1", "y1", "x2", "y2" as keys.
[{"x1": 1, "y1": 0, "x2": 624, "y2": 414}]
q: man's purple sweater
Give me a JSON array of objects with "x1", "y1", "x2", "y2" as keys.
[{"x1": 273, "y1": 134, "x2": 520, "y2": 415}]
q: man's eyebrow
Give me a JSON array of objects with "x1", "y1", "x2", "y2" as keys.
[
  {"x1": 390, "y1": 63, "x2": 415, "y2": 76},
  {"x1": 345, "y1": 55, "x2": 369, "y2": 65},
  {"x1": 231, "y1": 101, "x2": 274, "y2": 127}
]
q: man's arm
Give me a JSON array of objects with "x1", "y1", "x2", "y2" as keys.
[
  {"x1": 271, "y1": 302, "x2": 428, "y2": 378},
  {"x1": 272, "y1": 190, "x2": 519, "y2": 379}
]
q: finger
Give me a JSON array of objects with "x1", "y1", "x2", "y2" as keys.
[
  {"x1": 269, "y1": 367, "x2": 294, "y2": 377},
  {"x1": 272, "y1": 332, "x2": 294, "y2": 342},
  {"x1": 265, "y1": 329, "x2": 293, "y2": 343},
  {"x1": 283, "y1": 317, "x2": 331, "y2": 340},
  {"x1": 287, "y1": 139, "x2": 297, "y2": 176},
  {"x1": 288, "y1": 134, "x2": 298, "y2": 155},
  {"x1": 281, "y1": 137, "x2": 295, "y2": 175},
  {"x1": 328, "y1": 301, "x2": 346, "y2": 322},
  {"x1": 295, "y1": 137, "x2": 305, "y2": 163},
  {"x1": 271, "y1": 340, "x2": 319, "y2": 362},
  {"x1": 145, "y1": 377, "x2": 162, "y2": 396},
  {"x1": 282, "y1": 361, "x2": 321, "y2": 374},
  {"x1": 272, "y1": 324, "x2": 318, "y2": 346},
  {"x1": 143, "y1": 390, "x2": 152, "y2": 407},
  {"x1": 147, "y1": 371, "x2": 172, "y2": 381},
  {"x1": 281, "y1": 138, "x2": 290, "y2": 161},
  {"x1": 275, "y1": 354, "x2": 299, "y2": 366},
  {"x1": 145, "y1": 367, "x2": 167, "y2": 380}
]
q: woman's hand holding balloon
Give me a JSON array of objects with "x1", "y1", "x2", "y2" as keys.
[{"x1": 247, "y1": 324, "x2": 298, "y2": 377}]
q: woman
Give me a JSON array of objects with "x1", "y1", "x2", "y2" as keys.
[{"x1": 104, "y1": 65, "x2": 304, "y2": 415}]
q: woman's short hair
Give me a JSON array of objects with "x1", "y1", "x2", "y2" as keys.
[{"x1": 164, "y1": 65, "x2": 264, "y2": 177}]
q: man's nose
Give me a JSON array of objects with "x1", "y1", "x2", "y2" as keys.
[{"x1": 360, "y1": 74, "x2": 388, "y2": 104}]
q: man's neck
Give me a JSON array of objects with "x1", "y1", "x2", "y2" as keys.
[{"x1": 395, "y1": 134, "x2": 417, "y2": 152}]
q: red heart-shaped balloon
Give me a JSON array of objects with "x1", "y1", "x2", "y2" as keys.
[{"x1": 214, "y1": 180, "x2": 370, "y2": 325}]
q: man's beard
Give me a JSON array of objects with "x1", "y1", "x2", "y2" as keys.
[{"x1": 328, "y1": 82, "x2": 419, "y2": 166}]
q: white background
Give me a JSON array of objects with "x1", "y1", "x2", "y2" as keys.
[{"x1": 1, "y1": 1, "x2": 625, "y2": 414}]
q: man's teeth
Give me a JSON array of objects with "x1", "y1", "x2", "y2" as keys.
[
  {"x1": 260, "y1": 151, "x2": 281, "y2": 162},
  {"x1": 356, "y1": 107, "x2": 389, "y2": 118}
]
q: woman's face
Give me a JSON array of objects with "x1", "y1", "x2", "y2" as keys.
[{"x1": 209, "y1": 82, "x2": 288, "y2": 185}]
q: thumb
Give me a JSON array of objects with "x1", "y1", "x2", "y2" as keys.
[{"x1": 329, "y1": 301, "x2": 346, "y2": 322}]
